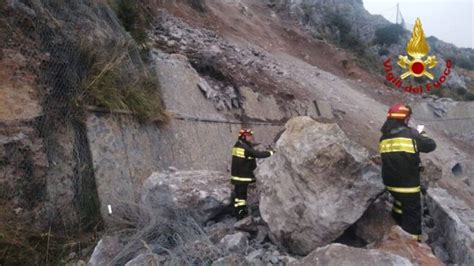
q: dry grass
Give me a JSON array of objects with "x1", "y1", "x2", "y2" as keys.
[
  {"x1": 0, "y1": 208, "x2": 98, "y2": 265},
  {"x1": 79, "y1": 40, "x2": 170, "y2": 124},
  {"x1": 104, "y1": 193, "x2": 227, "y2": 265}
]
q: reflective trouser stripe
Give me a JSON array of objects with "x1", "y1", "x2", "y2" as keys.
[
  {"x1": 231, "y1": 176, "x2": 254, "y2": 182},
  {"x1": 234, "y1": 198, "x2": 247, "y2": 207},
  {"x1": 412, "y1": 235, "x2": 422, "y2": 241},
  {"x1": 394, "y1": 200, "x2": 402, "y2": 206},
  {"x1": 379, "y1": 138, "x2": 416, "y2": 154},
  {"x1": 386, "y1": 186, "x2": 420, "y2": 193},
  {"x1": 392, "y1": 206, "x2": 403, "y2": 214}
]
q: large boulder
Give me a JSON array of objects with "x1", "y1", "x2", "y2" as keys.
[
  {"x1": 425, "y1": 188, "x2": 474, "y2": 265},
  {"x1": 257, "y1": 117, "x2": 384, "y2": 255},
  {"x1": 142, "y1": 170, "x2": 232, "y2": 224},
  {"x1": 289, "y1": 243, "x2": 412, "y2": 266}
]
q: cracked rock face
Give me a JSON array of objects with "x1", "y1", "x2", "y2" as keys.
[
  {"x1": 257, "y1": 116, "x2": 384, "y2": 255},
  {"x1": 425, "y1": 188, "x2": 474, "y2": 265}
]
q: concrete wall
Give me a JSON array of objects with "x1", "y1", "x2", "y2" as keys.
[
  {"x1": 413, "y1": 100, "x2": 474, "y2": 143},
  {"x1": 86, "y1": 51, "x2": 286, "y2": 223}
]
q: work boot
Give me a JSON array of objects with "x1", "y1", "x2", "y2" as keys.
[{"x1": 235, "y1": 208, "x2": 248, "y2": 220}]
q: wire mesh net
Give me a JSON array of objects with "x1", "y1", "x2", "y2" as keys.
[{"x1": 0, "y1": 1, "x2": 282, "y2": 264}]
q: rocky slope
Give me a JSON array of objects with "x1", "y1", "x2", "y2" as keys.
[{"x1": 271, "y1": 0, "x2": 474, "y2": 99}]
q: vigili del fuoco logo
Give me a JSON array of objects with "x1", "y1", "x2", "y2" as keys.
[{"x1": 383, "y1": 18, "x2": 453, "y2": 94}]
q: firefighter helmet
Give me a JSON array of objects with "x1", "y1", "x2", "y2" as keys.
[
  {"x1": 238, "y1": 128, "x2": 254, "y2": 138},
  {"x1": 387, "y1": 103, "x2": 412, "y2": 120}
]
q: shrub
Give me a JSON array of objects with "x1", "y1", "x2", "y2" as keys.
[
  {"x1": 114, "y1": 0, "x2": 148, "y2": 44},
  {"x1": 325, "y1": 10, "x2": 367, "y2": 56},
  {"x1": 187, "y1": 0, "x2": 207, "y2": 12},
  {"x1": 455, "y1": 55, "x2": 474, "y2": 70},
  {"x1": 465, "y1": 92, "x2": 474, "y2": 101},
  {"x1": 378, "y1": 48, "x2": 390, "y2": 56},
  {"x1": 327, "y1": 10, "x2": 351, "y2": 37},
  {"x1": 374, "y1": 24, "x2": 405, "y2": 46}
]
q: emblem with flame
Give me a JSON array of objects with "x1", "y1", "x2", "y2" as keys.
[{"x1": 397, "y1": 18, "x2": 437, "y2": 80}]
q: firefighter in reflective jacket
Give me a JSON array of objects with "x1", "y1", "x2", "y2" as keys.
[
  {"x1": 379, "y1": 103, "x2": 436, "y2": 241},
  {"x1": 231, "y1": 129, "x2": 274, "y2": 219}
]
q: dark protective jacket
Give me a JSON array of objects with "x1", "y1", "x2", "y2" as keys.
[
  {"x1": 379, "y1": 120, "x2": 436, "y2": 191},
  {"x1": 231, "y1": 139, "x2": 272, "y2": 184}
]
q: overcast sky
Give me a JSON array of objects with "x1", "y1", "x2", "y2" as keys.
[{"x1": 363, "y1": 0, "x2": 474, "y2": 49}]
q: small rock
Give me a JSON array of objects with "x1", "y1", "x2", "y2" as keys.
[
  {"x1": 219, "y1": 232, "x2": 248, "y2": 253},
  {"x1": 65, "y1": 260, "x2": 86, "y2": 266},
  {"x1": 270, "y1": 256, "x2": 279, "y2": 264},
  {"x1": 212, "y1": 254, "x2": 248, "y2": 266},
  {"x1": 166, "y1": 40, "x2": 176, "y2": 47},
  {"x1": 125, "y1": 253, "x2": 165, "y2": 266},
  {"x1": 167, "y1": 166, "x2": 178, "y2": 172},
  {"x1": 231, "y1": 98, "x2": 241, "y2": 108},
  {"x1": 215, "y1": 100, "x2": 227, "y2": 111},
  {"x1": 13, "y1": 207, "x2": 23, "y2": 215},
  {"x1": 88, "y1": 236, "x2": 122, "y2": 266},
  {"x1": 234, "y1": 216, "x2": 257, "y2": 232},
  {"x1": 246, "y1": 249, "x2": 264, "y2": 262},
  {"x1": 67, "y1": 252, "x2": 77, "y2": 260},
  {"x1": 279, "y1": 256, "x2": 298, "y2": 264},
  {"x1": 207, "y1": 223, "x2": 234, "y2": 244}
]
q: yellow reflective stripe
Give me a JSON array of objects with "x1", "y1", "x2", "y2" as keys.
[
  {"x1": 231, "y1": 176, "x2": 254, "y2": 182},
  {"x1": 386, "y1": 186, "x2": 420, "y2": 193},
  {"x1": 394, "y1": 200, "x2": 402, "y2": 206},
  {"x1": 388, "y1": 113, "x2": 407, "y2": 118},
  {"x1": 392, "y1": 206, "x2": 403, "y2": 214},
  {"x1": 232, "y1": 147, "x2": 246, "y2": 158},
  {"x1": 379, "y1": 138, "x2": 415, "y2": 154},
  {"x1": 234, "y1": 199, "x2": 247, "y2": 207}
]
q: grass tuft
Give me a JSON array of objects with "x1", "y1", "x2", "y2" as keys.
[{"x1": 79, "y1": 41, "x2": 170, "y2": 124}]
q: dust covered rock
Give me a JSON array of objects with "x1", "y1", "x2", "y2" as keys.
[
  {"x1": 142, "y1": 170, "x2": 232, "y2": 224},
  {"x1": 257, "y1": 117, "x2": 384, "y2": 255}
]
